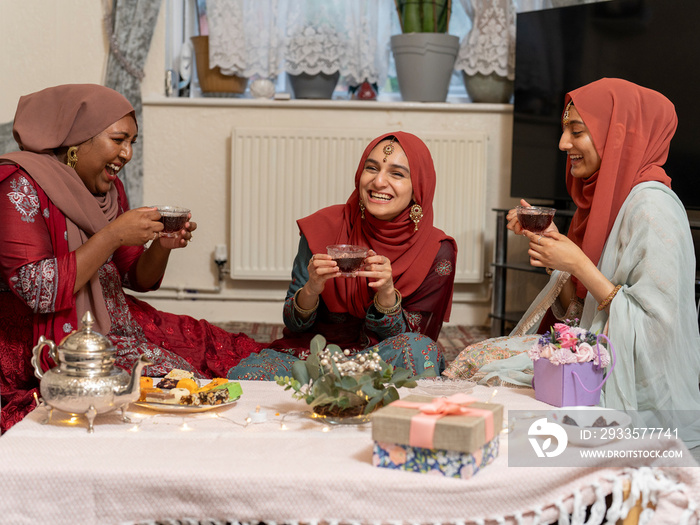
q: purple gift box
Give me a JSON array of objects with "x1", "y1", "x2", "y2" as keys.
[{"x1": 533, "y1": 359, "x2": 605, "y2": 407}]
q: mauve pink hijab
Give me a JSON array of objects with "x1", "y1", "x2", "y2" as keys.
[{"x1": 0, "y1": 84, "x2": 135, "y2": 334}]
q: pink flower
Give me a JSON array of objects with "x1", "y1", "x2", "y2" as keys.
[
  {"x1": 549, "y1": 347, "x2": 578, "y2": 365},
  {"x1": 539, "y1": 344, "x2": 556, "y2": 359},
  {"x1": 574, "y1": 342, "x2": 597, "y2": 363},
  {"x1": 594, "y1": 345, "x2": 611, "y2": 367}
]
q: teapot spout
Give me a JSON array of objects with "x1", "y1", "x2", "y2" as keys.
[{"x1": 114, "y1": 354, "x2": 153, "y2": 405}]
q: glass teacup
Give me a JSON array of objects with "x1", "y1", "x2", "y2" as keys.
[
  {"x1": 516, "y1": 206, "x2": 556, "y2": 233},
  {"x1": 326, "y1": 244, "x2": 368, "y2": 277},
  {"x1": 155, "y1": 205, "x2": 190, "y2": 237}
]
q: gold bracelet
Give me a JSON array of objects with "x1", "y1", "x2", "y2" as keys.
[
  {"x1": 597, "y1": 284, "x2": 622, "y2": 311},
  {"x1": 546, "y1": 267, "x2": 554, "y2": 275},
  {"x1": 373, "y1": 289, "x2": 402, "y2": 316},
  {"x1": 293, "y1": 288, "x2": 319, "y2": 316}
]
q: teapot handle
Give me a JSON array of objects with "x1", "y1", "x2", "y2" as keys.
[{"x1": 31, "y1": 336, "x2": 57, "y2": 380}]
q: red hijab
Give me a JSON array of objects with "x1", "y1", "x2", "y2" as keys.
[
  {"x1": 298, "y1": 131, "x2": 456, "y2": 319},
  {"x1": 565, "y1": 78, "x2": 675, "y2": 297}
]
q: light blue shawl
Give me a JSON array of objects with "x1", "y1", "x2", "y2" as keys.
[{"x1": 477, "y1": 183, "x2": 700, "y2": 446}]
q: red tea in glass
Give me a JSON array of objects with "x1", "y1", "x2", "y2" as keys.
[
  {"x1": 326, "y1": 244, "x2": 368, "y2": 277},
  {"x1": 155, "y1": 206, "x2": 190, "y2": 237},
  {"x1": 516, "y1": 206, "x2": 556, "y2": 233}
]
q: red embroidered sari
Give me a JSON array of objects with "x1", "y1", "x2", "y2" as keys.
[{"x1": 0, "y1": 165, "x2": 262, "y2": 432}]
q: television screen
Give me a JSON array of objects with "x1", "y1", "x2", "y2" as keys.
[{"x1": 510, "y1": 0, "x2": 700, "y2": 209}]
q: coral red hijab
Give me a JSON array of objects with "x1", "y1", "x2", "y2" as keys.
[
  {"x1": 565, "y1": 78, "x2": 675, "y2": 297},
  {"x1": 298, "y1": 131, "x2": 456, "y2": 319}
]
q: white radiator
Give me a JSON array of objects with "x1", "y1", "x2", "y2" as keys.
[{"x1": 230, "y1": 127, "x2": 487, "y2": 284}]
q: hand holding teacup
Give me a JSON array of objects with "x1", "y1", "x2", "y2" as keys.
[{"x1": 153, "y1": 205, "x2": 196, "y2": 249}]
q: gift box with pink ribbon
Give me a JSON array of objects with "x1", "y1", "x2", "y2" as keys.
[{"x1": 371, "y1": 393, "x2": 503, "y2": 478}]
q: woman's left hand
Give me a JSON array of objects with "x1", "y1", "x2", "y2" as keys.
[
  {"x1": 155, "y1": 217, "x2": 197, "y2": 250},
  {"x1": 523, "y1": 229, "x2": 587, "y2": 275},
  {"x1": 357, "y1": 249, "x2": 396, "y2": 305}
]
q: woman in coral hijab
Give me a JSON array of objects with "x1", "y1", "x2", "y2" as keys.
[
  {"x1": 228, "y1": 132, "x2": 457, "y2": 380},
  {"x1": 0, "y1": 84, "x2": 262, "y2": 431},
  {"x1": 450, "y1": 78, "x2": 700, "y2": 446}
]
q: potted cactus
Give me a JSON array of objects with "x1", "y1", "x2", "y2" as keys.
[{"x1": 391, "y1": 0, "x2": 459, "y2": 102}]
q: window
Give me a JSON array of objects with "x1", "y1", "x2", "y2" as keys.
[{"x1": 164, "y1": 0, "x2": 474, "y2": 101}]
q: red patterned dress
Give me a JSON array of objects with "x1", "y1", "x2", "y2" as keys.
[{"x1": 0, "y1": 165, "x2": 263, "y2": 432}]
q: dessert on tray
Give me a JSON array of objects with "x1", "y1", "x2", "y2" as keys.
[{"x1": 138, "y1": 369, "x2": 242, "y2": 406}]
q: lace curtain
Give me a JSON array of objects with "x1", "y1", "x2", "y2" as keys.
[
  {"x1": 0, "y1": 121, "x2": 15, "y2": 156},
  {"x1": 206, "y1": 0, "x2": 392, "y2": 86},
  {"x1": 456, "y1": 0, "x2": 517, "y2": 80}
]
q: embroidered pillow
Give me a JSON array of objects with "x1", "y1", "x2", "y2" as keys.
[{"x1": 442, "y1": 335, "x2": 539, "y2": 380}]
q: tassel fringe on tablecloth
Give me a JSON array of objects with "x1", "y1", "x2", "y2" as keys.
[{"x1": 125, "y1": 467, "x2": 699, "y2": 525}]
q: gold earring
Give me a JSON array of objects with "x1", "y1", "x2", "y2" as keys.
[
  {"x1": 359, "y1": 199, "x2": 366, "y2": 219},
  {"x1": 409, "y1": 204, "x2": 423, "y2": 232},
  {"x1": 66, "y1": 146, "x2": 78, "y2": 169}
]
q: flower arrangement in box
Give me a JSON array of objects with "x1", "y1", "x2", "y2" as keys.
[
  {"x1": 529, "y1": 320, "x2": 611, "y2": 367},
  {"x1": 529, "y1": 319, "x2": 615, "y2": 407},
  {"x1": 275, "y1": 335, "x2": 419, "y2": 422}
]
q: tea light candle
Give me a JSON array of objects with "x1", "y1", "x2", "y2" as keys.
[{"x1": 248, "y1": 405, "x2": 267, "y2": 423}]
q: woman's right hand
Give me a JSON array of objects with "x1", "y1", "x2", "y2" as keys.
[
  {"x1": 294, "y1": 253, "x2": 340, "y2": 312},
  {"x1": 305, "y1": 253, "x2": 340, "y2": 295},
  {"x1": 103, "y1": 207, "x2": 163, "y2": 247}
]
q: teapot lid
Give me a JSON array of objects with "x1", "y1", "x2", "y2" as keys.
[{"x1": 59, "y1": 311, "x2": 115, "y2": 355}]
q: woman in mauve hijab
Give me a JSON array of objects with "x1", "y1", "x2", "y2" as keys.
[
  {"x1": 447, "y1": 78, "x2": 700, "y2": 446},
  {"x1": 228, "y1": 132, "x2": 457, "y2": 380},
  {"x1": 0, "y1": 84, "x2": 262, "y2": 431}
]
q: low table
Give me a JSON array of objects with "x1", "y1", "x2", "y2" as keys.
[{"x1": 0, "y1": 381, "x2": 698, "y2": 524}]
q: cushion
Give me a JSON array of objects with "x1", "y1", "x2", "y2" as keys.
[{"x1": 442, "y1": 335, "x2": 540, "y2": 380}]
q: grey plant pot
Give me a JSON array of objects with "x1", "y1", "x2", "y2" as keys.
[
  {"x1": 462, "y1": 71, "x2": 514, "y2": 103},
  {"x1": 288, "y1": 71, "x2": 340, "y2": 99},
  {"x1": 390, "y1": 33, "x2": 460, "y2": 102}
]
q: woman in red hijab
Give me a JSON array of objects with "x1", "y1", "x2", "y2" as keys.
[
  {"x1": 449, "y1": 79, "x2": 700, "y2": 446},
  {"x1": 228, "y1": 132, "x2": 457, "y2": 380},
  {"x1": 0, "y1": 84, "x2": 262, "y2": 431}
]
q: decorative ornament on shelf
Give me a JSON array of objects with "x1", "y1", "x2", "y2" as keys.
[
  {"x1": 529, "y1": 319, "x2": 616, "y2": 407},
  {"x1": 456, "y1": 0, "x2": 516, "y2": 103},
  {"x1": 275, "y1": 335, "x2": 423, "y2": 423},
  {"x1": 249, "y1": 78, "x2": 276, "y2": 99}
]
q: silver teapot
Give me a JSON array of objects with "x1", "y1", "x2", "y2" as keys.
[{"x1": 31, "y1": 311, "x2": 152, "y2": 433}]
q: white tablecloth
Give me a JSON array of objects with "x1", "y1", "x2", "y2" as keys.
[{"x1": 0, "y1": 381, "x2": 698, "y2": 525}]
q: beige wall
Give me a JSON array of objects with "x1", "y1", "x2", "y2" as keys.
[{"x1": 1, "y1": 1, "x2": 525, "y2": 326}]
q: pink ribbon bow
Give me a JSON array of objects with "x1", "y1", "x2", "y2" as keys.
[{"x1": 391, "y1": 393, "x2": 495, "y2": 450}]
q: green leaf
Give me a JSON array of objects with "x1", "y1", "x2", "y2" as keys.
[
  {"x1": 383, "y1": 387, "x2": 400, "y2": 404},
  {"x1": 360, "y1": 382, "x2": 382, "y2": 398},
  {"x1": 340, "y1": 375, "x2": 358, "y2": 390},
  {"x1": 389, "y1": 367, "x2": 411, "y2": 384},
  {"x1": 291, "y1": 359, "x2": 310, "y2": 385},
  {"x1": 365, "y1": 396, "x2": 383, "y2": 414},
  {"x1": 310, "y1": 334, "x2": 327, "y2": 355}
]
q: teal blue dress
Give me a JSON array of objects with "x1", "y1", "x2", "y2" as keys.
[{"x1": 227, "y1": 235, "x2": 456, "y2": 380}]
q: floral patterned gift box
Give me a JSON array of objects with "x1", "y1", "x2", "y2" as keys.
[{"x1": 371, "y1": 393, "x2": 502, "y2": 478}]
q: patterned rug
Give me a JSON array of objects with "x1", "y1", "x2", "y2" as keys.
[{"x1": 213, "y1": 322, "x2": 490, "y2": 366}]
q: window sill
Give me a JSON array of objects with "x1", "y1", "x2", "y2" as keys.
[{"x1": 143, "y1": 93, "x2": 514, "y2": 114}]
